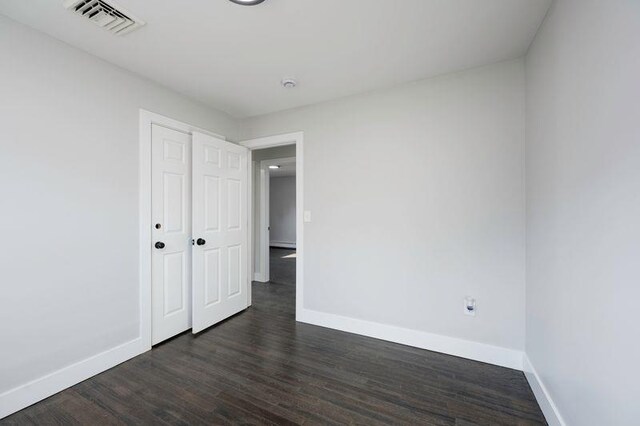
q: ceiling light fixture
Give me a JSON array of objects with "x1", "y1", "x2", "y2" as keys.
[
  {"x1": 228, "y1": 0, "x2": 266, "y2": 5},
  {"x1": 281, "y1": 78, "x2": 297, "y2": 89},
  {"x1": 269, "y1": 165, "x2": 281, "y2": 169}
]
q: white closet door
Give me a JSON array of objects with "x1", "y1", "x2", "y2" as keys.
[
  {"x1": 151, "y1": 124, "x2": 192, "y2": 345},
  {"x1": 192, "y1": 132, "x2": 249, "y2": 333}
]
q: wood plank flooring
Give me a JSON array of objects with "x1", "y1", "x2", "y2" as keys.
[
  {"x1": 268, "y1": 247, "x2": 297, "y2": 285},
  {"x1": 2, "y1": 249, "x2": 546, "y2": 425}
]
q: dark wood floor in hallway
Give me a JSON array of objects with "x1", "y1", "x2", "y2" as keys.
[{"x1": 2, "y1": 249, "x2": 545, "y2": 425}]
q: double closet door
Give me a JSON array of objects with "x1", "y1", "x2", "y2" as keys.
[{"x1": 151, "y1": 124, "x2": 248, "y2": 345}]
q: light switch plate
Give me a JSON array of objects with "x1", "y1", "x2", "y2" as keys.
[{"x1": 303, "y1": 210, "x2": 312, "y2": 223}]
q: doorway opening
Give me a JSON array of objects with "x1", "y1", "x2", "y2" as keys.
[
  {"x1": 253, "y1": 153, "x2": 296, "y2": 284},
  {"x1": 241, "y1": 132, "x2": 304, "y2": 319},
  {"x1": 252, "y1": 149, "x2": 296, "y2": 314},
  {"x1": 141, "y1": 117, "x2": 304, "y2": 350}
]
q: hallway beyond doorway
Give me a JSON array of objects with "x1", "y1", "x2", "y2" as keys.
[{"x1": 268, "y1": 247, "x2": 296, "y2": 286}]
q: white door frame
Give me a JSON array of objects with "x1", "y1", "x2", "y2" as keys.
[
  {"x1": 139, "y1": 109, "x2": 226, "y2": 349},
  {"x1": 241, "y1": 132, "x2": 304, "y2": 320},
  {"x1": 255, "y1": 156, "x2": 296, "y2": 283}
]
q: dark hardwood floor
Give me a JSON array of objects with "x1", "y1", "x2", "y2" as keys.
[
  {"x1": 268, "y1": 247, "x2": 297, "y2": 285},
  {"x1": 2, "y1": 248, "x2": 545, "y2": 425}
]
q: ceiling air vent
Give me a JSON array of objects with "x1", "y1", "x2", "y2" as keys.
[{"x1": 63, "y1": 0, "x2": 145, "y2": 35}]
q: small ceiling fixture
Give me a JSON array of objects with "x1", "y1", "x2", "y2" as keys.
[
  {"x1": 281, "y1": 78, "x2": 297, "y2": 89},
  {"x1": 228, "y1": 0, "x2": 266, "y2": 5},
  {"x1": 269, "y1": 165, "x2": 281, "y2": 169}
]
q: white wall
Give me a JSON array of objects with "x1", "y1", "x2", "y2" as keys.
[
  {"x1": 0, "y1": 15, "x2": 238, "y2": 401},
  {"x1": 269, "y1": 176, "x2": 296, "y2": 247},
  {"x1": 242, "y1": 59, "x2": 527, "y2": 353},
  {"x1": 525, "y1": 1, "x2": 640, "y2": 424}
]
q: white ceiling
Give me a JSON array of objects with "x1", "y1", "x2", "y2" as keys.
[{"x1": 0, "y1": 0, "x2": 551, "y2": 118}]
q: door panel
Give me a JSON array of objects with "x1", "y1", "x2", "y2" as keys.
[
  {"x1": 163, "y1": 252, "x2": 186, "y2": 315},
  {"x1": 151, "y1": 124, "x2": 192, "y2": 345},
  {"x1": 204, "y1": 176, "x2": 220, "y2": 231},
  {"x1": 204, "y1": 249, "x2": 221, "y2": 306},
  {"x1": 163, "y1": 173, "x2": 186, "y2": 233},
  {"x1": 227, "y1": 179, "x2": 241, "y2": 230},
  {"x1": 192, "y1": 132, "x2": 248, "y2": 334},
  {"x1": 227, "y1": 244, "x2": 242, "y2": 296}
]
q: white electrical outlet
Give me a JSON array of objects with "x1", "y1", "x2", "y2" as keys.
[
  {"x1": 464, "y1": 297, "x2": 476, "y2": 316},
  {"x1": 303, "y1": 210, "x2": 312, "y2": 223}
]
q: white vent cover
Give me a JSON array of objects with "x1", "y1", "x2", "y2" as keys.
[{"x1": 63, "y1": 0, "x2": 145, "y2": 35}]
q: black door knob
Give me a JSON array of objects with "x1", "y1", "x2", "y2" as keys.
[
  {"x1": 196, "y1": 238, "x2": 206, "y2": 246},
  {"x1": 155, "y1": 241, "x2": 165, "y2": 249}
]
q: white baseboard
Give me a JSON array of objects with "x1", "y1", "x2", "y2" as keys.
[
  {"x1": 269, "y1": 241, "x2": 296, "y2": 249},
  {"x1": 297, "y1": 308, "x2": 523, "y2": 370},
  {"x1": 253, "y1": 272, "x2": 268, "y2": 282},
  {"x1": 523, "y1": 355, "x2": 566, "y2": 426},
  {"x1": 0, "y1": 317, "x2": 551, "y2": 422},
  {"x1": 0, "y1": 338, "x2": 148, "y2": 419}
]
